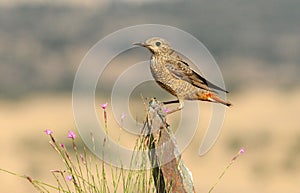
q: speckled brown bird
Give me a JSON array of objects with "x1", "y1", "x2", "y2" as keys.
[{"x1": 134, "y1": 37, "x2": 231, "y2": 113}]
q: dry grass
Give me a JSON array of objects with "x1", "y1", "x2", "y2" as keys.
[{"x1": 1, "y1": 89, "x2": 300, "y2": 193}]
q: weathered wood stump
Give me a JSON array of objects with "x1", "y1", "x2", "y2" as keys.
[{"x1": 144, "y1": 98, "x2": 195, "y2": 193}]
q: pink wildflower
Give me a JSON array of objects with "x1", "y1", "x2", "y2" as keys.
[
  {"x1": 66, "y1": 174, "x2": 72, "y2": 181},
  {"x1": 164, "y1": 108, "x2": 170, "y2": 113},
  {"x1": 239, "y1": 148, "x2": 245, "y2": 154},
  {"x1": 44, "y1": 129, "x2": 52, "y2": 135},
  {"x1": 101, "y1": 102, "x2": 108, "y2": 110},
  {"x1": 68, "y1": 131, "x2": 77, "y2": 139}
]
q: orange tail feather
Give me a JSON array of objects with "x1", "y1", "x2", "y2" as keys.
[{"x1": 208, "y1": 93, "x2": 232, "y2": 107}]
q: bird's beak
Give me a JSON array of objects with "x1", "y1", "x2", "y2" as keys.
[{"x1": 133, "y1": 42, "x2": 148, "y2": 47}]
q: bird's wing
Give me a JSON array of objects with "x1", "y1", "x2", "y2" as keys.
[{"x1": 165, "y1": 59, "x2": 228, "y2": 93}]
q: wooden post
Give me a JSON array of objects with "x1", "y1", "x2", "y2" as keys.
[{"x1": 144, "y1": 98, "x2": 195, "y2": 193}]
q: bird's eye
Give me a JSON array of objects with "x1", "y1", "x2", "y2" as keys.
[{"x1": 155, "y1": 41, "x2": 161, "y2": 46}]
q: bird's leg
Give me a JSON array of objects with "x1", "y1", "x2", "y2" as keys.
[
  {"x1": 163, "y1": 99, "x2": 179, "y2": 105},
  {"x1": 167, "y1": 99, "x2": 184, "y2": 114}
]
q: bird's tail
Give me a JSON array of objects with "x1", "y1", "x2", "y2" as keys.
[{"x1": 207, "y1": 93, "x2": 232, "y2": 107}]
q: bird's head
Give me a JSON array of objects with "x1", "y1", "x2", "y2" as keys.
[{"x1": 134, "y1": 37, "x2": 173, "y2": 55}]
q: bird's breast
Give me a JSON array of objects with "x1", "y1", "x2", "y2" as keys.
[{"x1": 150, "y1": 57, "x2": 172, "y2": 82}]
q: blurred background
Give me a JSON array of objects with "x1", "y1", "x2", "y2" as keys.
[{"x1": 1, "y1": 0, "x2": 300, "y2": 192}]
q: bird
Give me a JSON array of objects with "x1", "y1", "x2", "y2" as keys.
[{"x1": 134, "y1": 37, "x2": 231, "y2": 114}]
